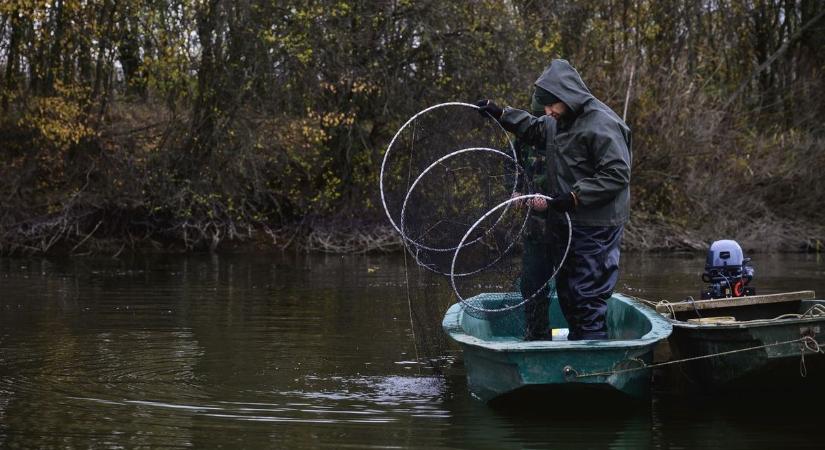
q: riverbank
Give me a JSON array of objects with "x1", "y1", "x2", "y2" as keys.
[
  {"x1": 253, "y1": 214, "x2": 825, "y2": 254},
  {"x1": 3, "y1": 212, "x2": 823, "y2": 256}
]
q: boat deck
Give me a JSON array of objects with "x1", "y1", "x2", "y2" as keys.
[{"x1": 655, "y1": 291, "x2": 825, "y2": 328}]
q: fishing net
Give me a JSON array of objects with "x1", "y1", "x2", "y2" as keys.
[
  {"x1": 381, "y1": 102, "x2": 517, "y2": 257},
  {"x1": 450, "y1": 194, "x2": 570, "y2": 318},
  {"x1": 382, "y1": 103, "x2": 570, "y2": 361},
  {"x1": 399, "y1": 147, "x2": 526, "y2": 276}
]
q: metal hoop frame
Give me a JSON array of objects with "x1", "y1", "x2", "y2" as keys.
[
  {"x1": 398, "y1": 146, "x2": 529, "y2": 277},
  {"x1": 450, "y1": 195, "x2": 572, "y2": 314},
  {"x1": 380, "y1": 102, "x2": 517, "y2": 241}
]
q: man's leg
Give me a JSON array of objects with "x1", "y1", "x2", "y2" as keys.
[
  {"x1": 521, "y1": 237, "x2": 552, "y2": 340},
  {"x1": 565, "y1": 225, "x2": 624, "y2": 340},
  {"x1": 546, "y1": 222, "x2": 578, "y2": 337},
  {"x1": 521, "y1": 214, "x2": 556, "y2": 340}
]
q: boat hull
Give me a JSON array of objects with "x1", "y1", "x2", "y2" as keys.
[
  {"x1": 443, "y1": 293, "x2": 672, "y2": 403},
  {"x1": 667, "y1": 300, "x2": 825, "y2": 391}
]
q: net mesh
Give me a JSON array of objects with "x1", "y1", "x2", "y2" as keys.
[
  {"x1": 400, "y1": 147, "x2": 525, "y2": 276},
  {"x1": 382, "y1": 103, "x2": 570, "y2": 361},
  {"x1": 381, "y1": 103, "x2": 516, "y2": 244},
  {"x1": 450, "y1": 194, "x2": 569, "y2": 316}
]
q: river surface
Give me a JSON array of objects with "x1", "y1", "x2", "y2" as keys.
[{"x1": 1, "y1": 252, "x2": 824, "y2": 448}]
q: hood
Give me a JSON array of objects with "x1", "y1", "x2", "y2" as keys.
[
  {"x1": 529, "y1": 92, "x2": 545, "y2": 116},
  {"x1": 534, "y1": 59, "x2": 593, "y2": 115}
]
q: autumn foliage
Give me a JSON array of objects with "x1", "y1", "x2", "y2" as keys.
[{"x1": 1, "y1": 1, "x2": 824, "y2": 254}]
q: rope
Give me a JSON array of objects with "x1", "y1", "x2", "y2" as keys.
[
  {"x1": 722, "y1": 303, "x2": 825, "y2": 325},
  {"x1": 402, "y1": 226, "x2": 421, "y2": 370},
  {"x1": 685, "y1": 296, "x2": 702, "y2": 318},
  {"x1": 636, "y1": 297, "x2": 676, "y2": 318},
  {"x1": 803, "y1": 303, "x2": 825, "y2": 318},
  {"x1": 404, "y1": 118, "x2": 421, "y2": 370},
  {"x1": 799, "y1": 334, "x2": 824, "y2": 377},
  {"x1": 637, "y1": 295, "x2": 825, "y2": 324},
  {"x1": 571, "y1": 336, "x2": 824, "y2": 379}
]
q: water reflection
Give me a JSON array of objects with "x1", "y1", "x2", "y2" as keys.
[{"x1": 0, "y1": 252, "x2": 823, "y2": 448}]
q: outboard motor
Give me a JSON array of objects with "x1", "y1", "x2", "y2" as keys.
[{"x1": 700, "y1": 240, "x2": 755, "y2": 299}]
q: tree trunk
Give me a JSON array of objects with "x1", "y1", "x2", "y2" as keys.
[
  {"x1": 2, "y1": 10, "x2": 22, "y2": 113},
  {"x1": 191, "y1": 0, "x2": 225, "y2": 157},
  {"x1": 43, "y1": 0, "x2": 65, "y2": 95},
  {"x1": 92, "y1": 1, "x2": 115, "y2": 102}
]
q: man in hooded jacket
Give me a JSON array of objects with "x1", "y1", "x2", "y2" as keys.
[
  {"x1": 477, "y1": 59, "x2": 631, "y2": 340},
  {"x1": 512, "y1": 98, "x2": 558, "y2": 341}
]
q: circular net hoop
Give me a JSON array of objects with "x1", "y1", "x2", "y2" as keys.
[
  {"x1": 450, "y1": 194, "x2": 572, "y2": 315},
  {"x1": 382, "y1": 102, "x2": 571, "y2": 338},
  {"x1": 380, "y1": 102, "x2": 517, "y2": 250},
  {"x1": 398, "y1": 146, "x2": 529, "y2": 277}
]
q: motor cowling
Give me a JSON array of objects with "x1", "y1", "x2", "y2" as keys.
[{"x1": 700, "y1": 240, "x2": 755, "y2": 299}]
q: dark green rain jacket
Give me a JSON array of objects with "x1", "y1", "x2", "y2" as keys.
[
  {"x1": 514, "y1": 117, "x2": 552, "y2": 196},
  {"x1": 501, "y1": 59, "x2": 632, "y2": 227},
  {"x1": 516, "y1": 112, "x2": 554, "y2": 243}
]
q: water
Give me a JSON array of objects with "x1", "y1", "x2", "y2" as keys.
[{"x1": 1, "y1": 252, "x2": 824, "y2": 448}]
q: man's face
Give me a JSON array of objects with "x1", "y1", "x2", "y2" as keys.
[{"x1": 544, "y1": 102, "x2": 568, "y2": 120}]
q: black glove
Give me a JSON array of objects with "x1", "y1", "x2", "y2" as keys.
[
  {"x1": 475, "y1": 99, "x2": 503, "y2": 121},
  {"x1": 548, "y1": 192, "x2": 577, "y2": 212}
]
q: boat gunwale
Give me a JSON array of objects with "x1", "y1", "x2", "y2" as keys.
[
  {"x1": 667, "y1": 314, "x2": 825, "y2": 330},
  {"x1": 442, "y1": 293, "x2": 672, "y2": 353},
  {"x1": 663, "y1": 297, "x2": 825, "y2": 331}
]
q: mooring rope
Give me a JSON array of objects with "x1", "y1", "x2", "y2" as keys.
[
  {"x1": 652, "y1": 299, "x2": 677, "y2": 319},
  {"x1": 570, "y1": 335, "x2": 824, "y2": 379},
  {"x1": 733, "y1": 303, "x2": 825, "y2": 324}
]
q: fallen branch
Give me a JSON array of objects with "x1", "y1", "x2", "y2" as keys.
[{"x1": 71, "y1": 220, "x2": 103, "y2": 254}]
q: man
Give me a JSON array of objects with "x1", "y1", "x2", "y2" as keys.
[
  {"x1": 509, "y1": 99, "x2": 557, "y2": 341},
  {"x1": 477, "y1": 59, "x2": 631, "y2": 340}
]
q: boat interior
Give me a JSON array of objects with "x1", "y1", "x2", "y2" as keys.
[
  {"x1": 655, "y1": 291, "x2": 825, "y2": 323},
  {"x1": 458, "y1": 293, "x2": 653, "y2": 342}
]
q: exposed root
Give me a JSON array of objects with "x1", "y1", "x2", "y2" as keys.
[
  {"x1": 303, "y1": 225, "x2": 402, "y2": 253},
  {"x1": 2, "y1": 210, "x2": 824, "y2": 256}
]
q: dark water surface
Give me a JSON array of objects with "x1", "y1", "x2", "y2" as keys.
[{"x1": 1, "y1": 252, "x2": 824, "y2": 448}]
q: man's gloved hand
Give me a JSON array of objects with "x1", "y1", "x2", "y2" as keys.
[
  {"x1": 475, "y1": 99, "x2": 503, "y2": 121},
  {"x1": 548, "y1": 192, "x2": 578, "y2": 212},
  {"x1": 526, "y1": 196, "x2": 548, "y2": 212}
]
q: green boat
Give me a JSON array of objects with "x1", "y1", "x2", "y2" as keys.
[
  {"x1": 655, "y1": 291, "x2": 825, "y2": 392},
  {"x1": 442, "y1": 292, "x2": 673, "y2": 403}
]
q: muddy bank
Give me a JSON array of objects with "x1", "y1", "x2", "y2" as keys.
[{"x1": 3, "y1": 214, "x2": 824, "y2": 257}]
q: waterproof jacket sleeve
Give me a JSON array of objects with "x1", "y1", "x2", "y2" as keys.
[
  {"x1": 500, "y1": 107, "x2": 545, "y2": 147},
  {"x1": 513, "y1": 139, "x2": 528, "y2": 192},
  {"x1": 572, "y1": 117, "x2": 631, "y2": 206}
]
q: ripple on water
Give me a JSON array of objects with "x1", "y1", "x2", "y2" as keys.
[{"x1": 62, "y1": 374, "x2": 450, "y2": 426}]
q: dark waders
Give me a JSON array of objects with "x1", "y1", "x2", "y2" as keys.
[
  {"x1": 547, "y1": 222, "x2": 624, "y2": 340},
  {"x1": 521, "y1": 214, "x2": 554, "y2": 340}
]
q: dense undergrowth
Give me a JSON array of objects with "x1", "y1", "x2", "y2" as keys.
[{"x1": 1, "y1": 1, "x2": 824, "y2": 255}]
